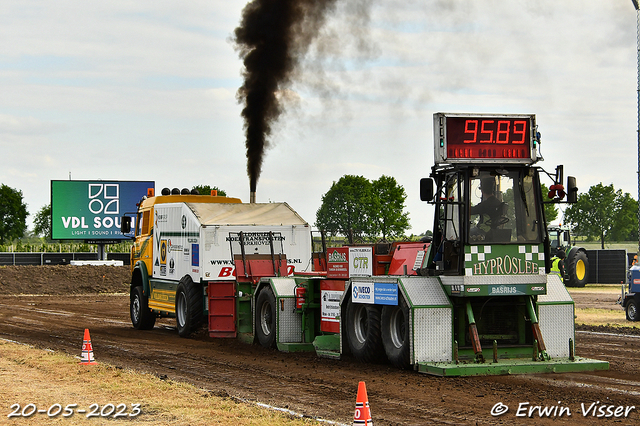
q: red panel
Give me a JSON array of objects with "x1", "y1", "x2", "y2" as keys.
[
  {"x1": 234, "y1": 258, "x2": 288, "y2": 281},
  {"x1": 387, "y1": 242, "x2": 430, "y2": 276},
  {"x1": 208, "y1": 282, "x2": 236, "y2": 338}
]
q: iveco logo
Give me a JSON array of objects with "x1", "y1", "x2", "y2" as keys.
[{"x1": 353, "y1": 286, "x2": 359, "y2": 298}]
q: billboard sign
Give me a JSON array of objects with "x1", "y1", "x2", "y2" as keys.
[{"x1": 51, "y1": 180, "x2": 154, "y2": 241}]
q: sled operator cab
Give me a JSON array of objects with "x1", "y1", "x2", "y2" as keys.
[
  {"x1": 420, "y1": 113, "x2": 568, "y2": 277},
  {"x1": 398, "y1": 112, "x2": 607, "y2": 375}
]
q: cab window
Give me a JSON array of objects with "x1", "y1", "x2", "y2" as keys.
[
  {"x1": 139, "y1": 210, "x2": 151, "y2": 236},
  {"x1": 468, "y1": 169, "x2": 541, "y2": 244}
]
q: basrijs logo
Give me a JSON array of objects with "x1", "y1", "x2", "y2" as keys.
[{"x1": 328, "y1": 250, "x2": 347, "y2": 263}]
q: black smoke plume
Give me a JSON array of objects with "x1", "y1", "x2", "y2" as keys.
[{"x1": 234, "y1": 0, "x2": 338, "y2": 194}]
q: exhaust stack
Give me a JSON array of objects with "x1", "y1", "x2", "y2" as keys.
[{"x1": 250, "y1": 191, "x2": 256, "y2": 203}]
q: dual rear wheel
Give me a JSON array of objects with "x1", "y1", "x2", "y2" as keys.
[
  {"x1": 344, "y1": 289, "x2": 411, "y2": 369},
  {"x1": 244, "y1": 284, "x2": 413, "y2": 369}
]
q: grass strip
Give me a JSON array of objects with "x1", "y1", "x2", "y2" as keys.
[{"x1": 0, "y1": 340, "x2": 320, "y2": 425}]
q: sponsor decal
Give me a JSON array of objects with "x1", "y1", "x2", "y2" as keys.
[
  {"x1": 465, "y1": 245, "x2": 545, "y2": 276},
  {"x1": 349, "y1": 247, "x2": 372, "y2": 277},
  {"x1": 328, "y1": 250, "x2": 347, "y2": 263},
  {"x1": 352, "y1": 283, "x2": 373, "y2": 303},
  {"x1": 474, "y1": 255, "x2": 539, "y2": 275},
  {"x1": 374, "y1": 283, "x2": 398, "y2": 305},
  {"x1": 351, "y1": 282, "x2": 398, "y2": 305},
  {"x1": 167, "y1": 239, "x2": 183, "y2": 253},
  {"x1": 169, "y1": 258, "x2": 175, "y2": 276},
  {"x1": 191, "y1": 243, "x2": 199, "y2": 267},
  {"x1": 489, "y1": 285, "x2": 519, "y2": 295},
  {"x1": 467, "y1": 287, "x2": 481, "y2": 293},
  {"x1": 160, "y1": 240, "x2": 167, "y2": 265},
  {"x1": 321, "y1": 290, "x2": 342, "y2": 321},
  {"x1": 327, "y1": 247, "x2": 349, "y2": 279},
  {"x1": 225, "y1": 232, "x2": 285, "y2": 245}
]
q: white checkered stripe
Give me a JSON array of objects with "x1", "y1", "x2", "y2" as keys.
[
  {"x1": 518, "y1": 245, "x2": 545, "y2": 262},
  {"x1": 465, "y1": 246, "x2": 492, "y2": 276},
  {"x1": 464, "y1": 245, "x2": 492, "y2": 263},
  {"x1": 464, "y1": 245, "x2": 545, "y2": 276}
]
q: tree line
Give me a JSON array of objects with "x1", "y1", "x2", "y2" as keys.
[{"x1": 0, "y1": 179, "x2": 637, "y2": 249}]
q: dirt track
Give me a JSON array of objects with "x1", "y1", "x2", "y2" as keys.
[{"x1": 1, "y1": 266, "x2": 640, "y2": 425}]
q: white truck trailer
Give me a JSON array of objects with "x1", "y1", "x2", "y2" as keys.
[{"x1": 122, "y1": 187, "x2": 312, "y2": 338}]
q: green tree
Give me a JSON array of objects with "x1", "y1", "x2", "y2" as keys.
[
  {"x1": 315, "y1": 175, "x2": 376, "y2": 244},
  {"x1": 371, "y1": 175, "x2": 410, "y2": 241},
  {"x1": 540, "y1": 183, "x2": 559, "y2": 223},
  {"x1": 33, "y1": 204, "x2": 52, "y2": 241},
  {"x1": 192, "y1": 185, "x2": 226, "y2": 197},
  {"x1": 0, "y1": 184, "x2": 29, "y2": 244},
  {"x1": 564, "y1": 183, "x2": 635, "y2": 248},
  {"x1": 609, "y1": 192, "x2": 638, "y2": 241},
  {"x1": 315, "y1": 175, "x2": 411, "y2": 243}
]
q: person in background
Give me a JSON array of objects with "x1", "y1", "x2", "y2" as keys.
[{"x1": 550, "y1": 249, "x2": 567, "y2": 282}]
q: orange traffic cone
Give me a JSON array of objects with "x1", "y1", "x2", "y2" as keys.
[
  {"x1": 353, "y1": 381, "x2": 373, "y2": 426},
  {"x1": 79, "y1": 328, "x2": 97, "y2": 365}
]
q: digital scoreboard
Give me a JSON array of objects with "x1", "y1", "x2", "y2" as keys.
[{"x1": 433, "y1": 113, "x2": 538, "y2": 165}]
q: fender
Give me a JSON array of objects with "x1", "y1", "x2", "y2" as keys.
[{"x1": 131, "y1": 260, "x2": 151, "y2": 296}]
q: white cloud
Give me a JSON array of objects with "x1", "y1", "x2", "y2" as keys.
[{"x1": 0, "y1": 0, "x2": 636, "y2": 234}]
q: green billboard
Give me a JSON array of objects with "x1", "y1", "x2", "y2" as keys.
[{"x1": 51, "y1": 180, "x2": 154, "y2": 240}]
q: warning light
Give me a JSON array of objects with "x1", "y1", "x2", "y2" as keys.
[{"x1": 548, "y1": 184, "x2": 566, "y2": 200}]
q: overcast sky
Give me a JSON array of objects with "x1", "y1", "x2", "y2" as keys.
[{"x1": 0, "y1": 0, "x2": 637, "y2": 236}]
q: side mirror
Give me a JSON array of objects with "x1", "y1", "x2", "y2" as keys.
[
  {"x1": 121, "y1": 216, "x2": 132, "y2": 234},
  {"x1": 420, "y1": 178, "x2": 434, "y2": 202},
  {"x1": 567, "y1": 176, "x2": 578, "y2": 203}
]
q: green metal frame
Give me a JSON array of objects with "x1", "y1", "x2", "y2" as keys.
[{"x1": 417, "y1": 357, "x2": 610, "y2": 376}]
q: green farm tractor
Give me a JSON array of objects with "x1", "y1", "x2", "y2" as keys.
[{"x1": 548, "y1": 225, "x2": 589, "y2": 287}]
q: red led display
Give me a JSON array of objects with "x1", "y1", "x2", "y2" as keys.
[{"x1": 445, "y1": 117, "x2": 532, "y2": 160}]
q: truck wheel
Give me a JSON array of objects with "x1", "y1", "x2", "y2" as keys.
[
  {"x1": 566, "y1": 248, "x2": 588, "y2": 288},
  {"x1": 626, "y1": 299, "x2": 639, "y2": 321},
  {"x1": 255, "y1": 287, "x2": 277, "y2": 348},
  {"x1": 381, "y1": 296, "x2": 411, "y2": 369},
  {"x1": 175, "y1": 276, "x2": 203, "y2": 338},
  {"x1": 130, "y1": 286, "x2": 156, "y2": 330},
  {"x1": 345, "y1": 299, "x2": 385, "y2": 363}
]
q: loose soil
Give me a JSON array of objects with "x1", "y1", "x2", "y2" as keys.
[{"x1": 1, "y1": 266, "x2": 639, "y2": 425}]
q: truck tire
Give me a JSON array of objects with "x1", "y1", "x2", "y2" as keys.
[
  {"x1": 175, "y1": 276, "x2": 203, "y2": 338},
  {"x1": 566, "y1": 248, "x2": 588, "y2": 288},
  {"x1": 345, "y1": 298, "x2": 385, "y2": 363},
  {"x1": 381, "y1": 296, "x2": 411, "y2": 369},
  {"x1": 626, "y1": 299, "x2": 639, "y2": 321},
  {"x1": 255, "y1": 287, "x2": 277, "y2": 348},
  {"x1": 130, "y1": 286, "x2": 156, "y2": 330}
]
